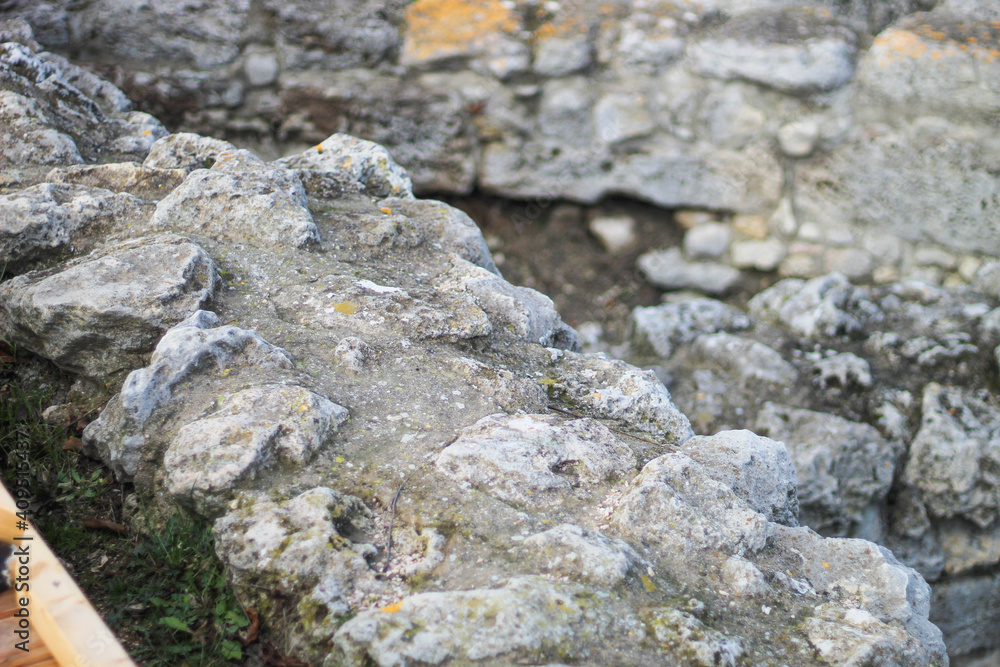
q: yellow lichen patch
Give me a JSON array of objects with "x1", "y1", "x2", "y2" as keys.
[
  {"x1": 640, "y1": 574, "x2": 657, "y2": 592},
  {"x1": 402, "y1": 0, "x2": 519, "y2": 65},
  {"x1": 380, "y1": 207, "x2": 392, "y2": 214},
  {"x1": 332, "y1": 301, "x2": 359, "y2": 315},
  {"x1": 380, "y1": 600, "x2": 404, "y2": 613},
  {"x1": 535, "y1": 15, "x2": 587, "y2": 41},
  {"x1": 872, "y1": 29, "x2": 928, "y2": 63}
]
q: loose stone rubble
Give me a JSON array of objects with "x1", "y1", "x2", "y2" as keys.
[{"x1": 1, "y1": 19, "x2": 991, "y2": 667}]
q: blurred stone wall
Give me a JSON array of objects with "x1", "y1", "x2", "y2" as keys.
[{"x1": 3, "y1": 0, "x2": 998, "y2": 283}]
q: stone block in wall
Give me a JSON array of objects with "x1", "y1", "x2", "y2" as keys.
[
  {"x1": 688, "y1": 8, "x2": 858, "y2": 94},
  {"x1": 857, "y1": 13, "x2": 1000, "y2": 123},
  {"x1": 400, "y1": 0, "x2": 518, "y2": 69},
  {"x1": 731, "y1": 239, "x2": 787, "y2": 271},
  {"x1": 794, "y1": 119, "x2": 1000, "y2": 256},
  {"x1": 684, "y1": 222, "x2": 731, "y2": 259}
]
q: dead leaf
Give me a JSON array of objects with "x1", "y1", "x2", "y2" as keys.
[
  {"x1": 242, "y1": 609, "x2": 260, "y2": 645},
  {"x1": 62, "y1": 436, "x2": 83, "y2": 451}
]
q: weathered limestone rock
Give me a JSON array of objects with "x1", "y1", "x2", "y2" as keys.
[
  {"x1": 277, "y1": 273, "x2": 494, "y2": 343},
  {"x1": 333, "y1": 576, "x2": 627, "y2": 667},
  {"x1": 643, "y1": 607, "x2": 744, "y2": 667},
  {"x1": 46, "y1": 162, "x2": 186, "y2": 202},
  {"x1": 612, "y1": 451, "x2": 773, "y2": 560},
  {"x1": 376, "y1": 198, "x2": 498, "y2": 274},
  {"x1": 0, "y1": 40, "x2": 165, "y2": 165},
  {"x1": 521, "y1": 523, "x2": 643, "y2": 586},
  {"x1": 164, "y1": 385, "x2": 349, "y2": 516},
  {"x1": 903, "y1": 383, "x2": 1000, "y2": 528},
  {"x1": 689, "y1": 8, "x2": 858, "y2": 94},
  {"x1": 550, "y1": 351, "x2": 694, "y2": 445},
  {"x1": 749, "y1": 273, "x2": 884, "y2": 338},
  {"x1": 214, "y1": 487, "x2": 380, "y2": 658},
  {"x1": 930, "y1": 573, "x2": 1000, "y2": 658},
  {"x1": 638, "y1": 247, "x2": 741, "y2": 295},
  {"x1": 142, "y1": 132, "x2": 239, "y2": 171},
  {"x1": 436, "y1": 413, "x2": 636, "y2": 506},
  {"x1": 693, "y1": 333, "x2": 798, "y2": 386},
  {"x1": 0, "y1": 34, "x2": 960, "y2": 666},
  {"x1": 757, "y1": 403, "x2": 896, "y2": 539},
  {"x1": 681, "y1": 429, "x2": 799, "y2": 526},
  {"x1": 629, "y1": 298, "x2": 751, "y2": 358},
  {"x1": 82, "y1": 310, "x2": 292, "y2": 483},
  {"x1": 274, "y1": 133, "x2": 414, "y2": 199},
  {"x1": 683, "y1": 222, "x2": 731, "y2": 259},
  {"x1": 0, "y1": 235, "x2": 215, "y2": 378},
  {"x1": 767, "y1": 525, "x2": 947, "y2": 664},
  {"x1": 149, "y1": 148, "x2": 319, "y2": 248},
  {"x1": 437, "y1": 257, "x2": 578, "y2": 349},
  {"x1": 812, "y1": 351, "x2": 873, "y2": 389},
  {"x1": 0, "y1": 182, "x2": 148, "y2": 273}
]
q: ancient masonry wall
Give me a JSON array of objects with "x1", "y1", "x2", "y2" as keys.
[{"x1": 2, "y1": 0, "x2": 998, "y2": 287}]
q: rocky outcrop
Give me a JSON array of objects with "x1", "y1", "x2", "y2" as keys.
[
  {"x1": 0, "y1": 36, "x2": 954, "y2": 666},
  {"x1": 628, "y1": 275, "x2": 1000, "y2": 661}
]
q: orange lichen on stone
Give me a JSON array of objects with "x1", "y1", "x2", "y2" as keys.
[
  {"x1": 534, "y1": 15, "x2": 588, "y2": 41},
  {"x1": 872, "y1": 29, "x2": 928, "y2": 63},
  {"x1": 402, "y1": 0, "x2": 520, "y2": 65}
]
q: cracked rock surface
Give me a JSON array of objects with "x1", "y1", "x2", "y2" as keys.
[{"x1": 0, "y1": 35, "x2": 955, "y2": 666}]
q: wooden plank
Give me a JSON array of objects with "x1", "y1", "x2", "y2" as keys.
[
  {"x1": 0, "y1": 614, "x2": 58, "y2": 667},
  {"x1": 0, "y1": 483, "x2": 135, "y2": 667}
]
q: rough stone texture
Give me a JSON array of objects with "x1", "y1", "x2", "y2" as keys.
[
  {"x1": 689, "y1": 8, "x2": 858, "y2": 94},
  {"x1": 436, "y1": 413, "x2": 636, "y2": 506},
  {"x1": 930, "y1": 573, "x2": 1000, "y2": 657},
  {"x1": 629, "y1": 297, "x2": 752, "y2": 358},
  {"x1": 0, "y1": 234, "x2": 215, "y2": 378},
  {"x1": 521, "y1": 523, "x2": 643, "y2": 586},
  {"x1": 903, "y1": 383, "x2": 1000, "y2": 529},
  {"x1": 549, "y1": 351, "x2": 694, "y2": 445},
  {"x1": 749, "y1": 273, "x2": 884, "y2": 339},
  {"x1": 681, "y1": 429, "x2": 799, "y2": 526},
  {"x1": 438, "y1": 257, "x2": 578, "y2": 349},
  {"x1": 611, "y1": 451, "x2": 773, "y2": 560},
  {"x1": 164, "y1": 385, "x2": 349, "y2": 516},
  {"x1": 332, "y1": 576, "x2": 627, "y2": 667},
  {"x1": 274, "y1": 133, "x2": 414, "y2": 199},
  {"x1": 149, "y1": 148, "x2": 320, "y2": 248},
  {"x1": 0, "y1": 39, "x2": 167, "y2": 167},
  {"x1": 693, "y1": 333, "x2": 798, "y2": 386},
  {"x1": 812, "y1": 351, "x2": 873, "y2": 389},
  {"x1": 0, "y1": 182, "x2": 149, "y2": 274},
  {"x1": 0, "y1": 39, "x2": 960, "y2": 666},
  {"x1": 767, "y1": 525, "x2": 947, "y2": 666},
  {"x1": 143, "y1": 132, "x2": 239, "y2": 171},
  {"x1": 213, "y1": 487, "x2": 381, "y2": 658},
  {"x1": 757, "y1": 403, "x2": 896, "y2": 539},
  {"x1": 45, "y1": 162, "x2": 186, "y2": 202},
  {"x1": 82, "y1": 310, "x2": 293, "y2": 483},
  {"x1": 643, "y1": 607, "x2": 744, "y2": 666},
  {"x1": 4, "y1": 0, "x2": 998, "y2": 270}
]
